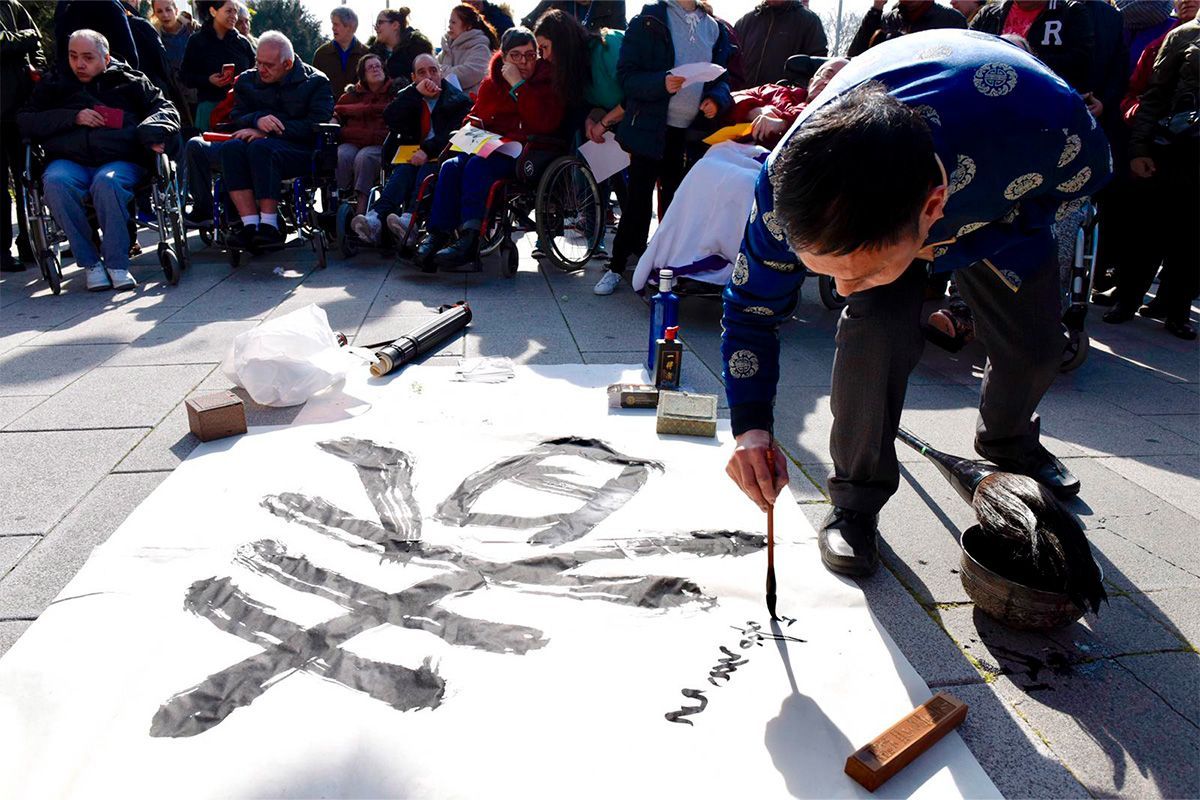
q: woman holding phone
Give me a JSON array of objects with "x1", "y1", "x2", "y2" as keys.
[{"x1": 180, "y1": 0, "x2": 255, "y2": 130}]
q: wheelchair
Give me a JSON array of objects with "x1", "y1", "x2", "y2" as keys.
[
  {"x1": 22, "y1": 144, "x2": 189, "y2": 295},
  {"x1": 1060, "y1": 201, "x2": 1100, "y2": 372},
  {"x1": 195, "y1": 123, "x2": 339, "y2": 269}
]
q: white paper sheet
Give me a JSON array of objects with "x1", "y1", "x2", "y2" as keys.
[
  {"x1": 0, "y1": 366, "x2": 998, "y2": 800},
  {"x1": 668, "y1": 61, "x2": 727, "y2": 88},
  {"x1": 578, "y1": 132, "x2": 630, "y2": 183}
]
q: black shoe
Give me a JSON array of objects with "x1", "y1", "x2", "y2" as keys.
[
  {"x1": 1165, "y1": 319, "x2": 1198, "y2": 341},
  {"x1": 416, "y1": 230, "x2": 451, "y2": 272},
  {"x1": 16, "y1": 241, "x2": 35, "y2": 264},
  {"x1": 974, "y1": 442, "x2": 1081, "y2": 500},
  {"x1": 434, "y1": 230, "x2": 480, "y2": 270},
  {"x1": 1138, "y1": 302, "x2": 1169, "y2": 321},
  {"x1": 253, "y1": 224, "x2": 285, "y2": 250},
  {"x1": 1089, "y1": 286, "x2": 1118, "y2": 307},
  {"x1": 818, "y1": 507, "x2": 880, "y2": 577},
  {"x1": 227, "y1": 223, "x2": 258, "y2": 250},
  {"x1": 1, "y1": 253, "x2": 25, "y2": 273},
  {"x1": 1102, "y1": 305, "x2": 1137, "y2": 324},
  {"x1": 183, "y1": 209, "x2": 213, "y2": 229}
]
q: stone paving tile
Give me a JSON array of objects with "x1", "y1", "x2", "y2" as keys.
[
  {"x1": 951, "y1": 680, "x2": 1090, "y2": 799},
  {"x1": 1117, "y1": 652, "x2": 1200, "y2": 728},
  {"x1": 1056, "y1": 376, "x2": 1200, "y2": 416},
  {"x1": 0, "y1": 396, "x2": 45, "y2": 429},
  {"x1": 104, "y1": 320, "x2": 260, "y2": 367},
  {"x1": 1143, "y1": 414, "x2": 1200, "y2": 444},
  {"x1": 992, "y1": 660, "x2": 1200, "y2": 799},
  {"x1": 787, "y1": 462, "x2": 830, "y2": 504},
  {"x1": 0, "y1": 327, "x2": 49, "y2": 356},
  {"x1": 165, "y1": 268, "x2": 310, "y2": 323},
  {"x1": 7, "y1": 364, "x2": 213, "y2": 431},
  {"x1": 0, "y1": 472, "x2": 167, "y2": 619},
  {"x1": 1129, "y1": 589, "x2": 1200, "y2": 647},
  {"x1": 1086, "y1": 529, "x2": 1200, "y2": 594},
  {"x1": 0, "y1": 536, "x2": 38, "y2": 577},
  {"x1": 1094, "y1": 454, "x2": 1200, "y2": 521},
  {"x1": 26, "y1": 294, "x2": 182, "y2": 346},
  {"x1": 364, "y1": 270, "x2": 468, "y2": 317},
  {"x1": 0, "y1": 343, "x2": 125, "y2": 396},
  {"x1": 0, "y1": 428, "x2": 147, "y2": 534},
  {"x1": 0, "y1": 620, "x2": 31, "y2": 658},
  {"x1": 1040, "y1": 390, "x2": 1199, "y2": 457}
]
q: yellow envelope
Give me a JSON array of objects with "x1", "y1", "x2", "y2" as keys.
[
  {"x1": 702, "y1": 123, "x2": 753, "y2": 145},
  {"x1": 391, "y1": 145, "x2": 421, "y2": 165}
]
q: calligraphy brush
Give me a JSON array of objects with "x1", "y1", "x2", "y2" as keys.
[
  {"x1": 896, "y1": 427, "x2": 1106, "y2": 614},
  {"x1": 765, "y1": 447, "x2": 779, "y2": 620}
]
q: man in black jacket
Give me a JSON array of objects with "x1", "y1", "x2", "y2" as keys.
[
  {"x1": 18, "y1": 29, "x2": 179, "y2": 291},
  {"x1": 969, "y1": 0, "x2": 1095, "y2": 93},
  {"x1": 734, "y1": 0, "x2": 827, "y2": 90},
  {"x1": 215, "y1": 31, "x2": 334, "y2": 249},
  {"x1": 1, "y1": 0, "x2": 43, "y2": 272},
  {"x1": 848, "y1": 0, "x2": 966, "y2": 56},
  {"x1": 350, "y1": 53, "x2": 471, "y2": 245}
]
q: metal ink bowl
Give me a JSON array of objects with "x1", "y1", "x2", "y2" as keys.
[{"x1": 959, "y1": 525, "x2": 1090, "y2": 630}]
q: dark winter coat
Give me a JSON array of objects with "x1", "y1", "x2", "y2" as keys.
[
  {"x1": 468, "y1": 52, "x2": 564, "y2": 142},
  {"x1": 477, "y1": 1, "x2": 516, "y2": 37},
  {"x1": 1129, "y1": 19, "x2": 1200, "y2": 159},
  {"x1": 523, "y1": 1, "x2": 627, "y2": 33},
  {"x1": 616, "y1": 1, "x2": 736, "y2": 160},
  {"x1": 313, "y1": 37, "x2": 370, "y2": 96},
  {"x1": 382, "y1": 78, "x2": 472, "y2": 160},
  {"x1": 180, "y1": 24, "x2": 256, "y2": 103},
  {"x1": 229, "y1": 59, "x2": 335, "y2": 145},
  {"x1": 371, "y1": 27, "x2": 434, "y2": 88},
  {"x1": 0, "y1": 0, "x2": 44, "y2": 116},
  {"x1": 17, "y1": 60, "x2": 180, "y2": 167},
  {"x1": 126, "y1": 11, "x2": 193, "y2": 128},
  {"x1": 733, "y1": 0, "x2": 827, "y2": 90},
  {"x1": 55, "y1": 0, "x2": 139, "y2": 69},
  {"x1": 1084, "y1": 0, "x2": 1128, "y2": 142},
  {"x1": 334, "y1": 80, "x2": 394, "y2": 147},
  {"x1": 970, "y1": 0, "x2": 1095, "y2": 93},
  {"x1": 848, "y1": 1, "x2": 966, "y2": 57}
]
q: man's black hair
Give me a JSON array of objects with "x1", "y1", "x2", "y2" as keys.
[{"x1": 773, "y1": 82, "x2": 941, "y2": 257}]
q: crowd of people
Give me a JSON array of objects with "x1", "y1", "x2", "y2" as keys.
[{"x1": 0, "y1": 0, "x2": 1195, "y2": 338}]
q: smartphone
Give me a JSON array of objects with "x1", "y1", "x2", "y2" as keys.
[{"x1": 221, "y1": 63, "x2": 235, "y2": 81}]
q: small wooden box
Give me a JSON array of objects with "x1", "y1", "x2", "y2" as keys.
[
  {"x1": 186, "y1": 391, "x2": 247, "y2": 442},
  {"x1": 655, "y1": 391, "x2": 718, "y2": 438},
  {"x1": 844, "y1": 692, "x2": 968, "y2": 792}
]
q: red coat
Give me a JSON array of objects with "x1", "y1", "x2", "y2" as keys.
[
  {"x1": 469, "y1": 53, "x2": 564, "y2": 143},
  {"x1": 334, "y1": 81, "x2": 393, "y2": 148},
  {"x1": 730, "y1": 83, "x2": 809, "y2": 127}
]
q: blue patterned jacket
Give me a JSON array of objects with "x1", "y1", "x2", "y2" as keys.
[{"x1": 721, "y1": 29, "x2": 1112, "y2": 436}]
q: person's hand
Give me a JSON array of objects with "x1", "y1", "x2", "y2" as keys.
[
  {"x1": 751, "y1": 114, "x2": 785, "y2": 142},
  {"x1": 726, "y1": 430, "x2": 789, "y2": 512},
  {"x1": 231, "y1": 127, "x2": 265, "y2": 141},
  {"x1": 75, "y1": 108, "x2": 105, "y2": 127},
  {"x1": 1130, "y1": 156, "x2": 1156, "y2": 178},
  {"x1": 417, "y1": 78, "x2": 440, "y2": 97},
  {"x1": 699, "y1": 98, "x2": 718, "y2": 119},
  {"x1": 256, "y1": 114, "x2": 284, "y2": 134},
  {"x1": 150, "y1": 143, "x2": 166, "y2": 154},
  {"x1": 1083, "y1": 92, "x2": 1103, "y2": 118},
  {"x1": 409, "y1": 148, "x2": 428, "y2": 167},
  {"x1": 665, "y1": 74, "x2": 686, "y2": 94},
  {"x1": 501, "y1": 62, "x2": 522, "y2": 87},
  {"x1": 585, "y1": 117, "x2": 606, "y2": 144},
  {"x1": 209, "y1": 72, "x2": 233, "y2": 88}
]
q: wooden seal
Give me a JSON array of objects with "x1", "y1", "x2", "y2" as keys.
[{"x1": 844, "y1": 691, "x2": 968, "y2": 792}]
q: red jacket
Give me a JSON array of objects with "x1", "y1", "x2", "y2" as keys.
[
  {"x1": 334, "y1": 81, "x2": 393, "y2": 148},
  {"x1": 1121, "y1": 23, "x2": 1178, "y2": 124},
  {"x1": 730, "y1": 83, "x2": 808, "y2": 127},
  {"x1": 469, "y1": 53, "x2": 564, "y2": 143}
]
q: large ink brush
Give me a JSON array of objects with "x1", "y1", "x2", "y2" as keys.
[{"x1": 765, "y1": 447, "x2": 779, "y2": 620}]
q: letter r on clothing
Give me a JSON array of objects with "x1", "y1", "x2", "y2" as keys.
[{"x1": 1043, "y1": 21, "x2": 1063, "y2": 46}]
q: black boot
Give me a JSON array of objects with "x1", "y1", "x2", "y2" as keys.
[
  {"x1": 818, "y1": 507, "x2": 880, "y2": 577},
  {"x1": 434, "y1": 229, "x2": 481, "y2": 272},
  {"x1": 415, "y1": 230, "x2": 451, "y2": 272}
]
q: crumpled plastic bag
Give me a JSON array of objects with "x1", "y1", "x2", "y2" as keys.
[{"x1": 221, "y1": 304, "x2": 354, "y2": 407}]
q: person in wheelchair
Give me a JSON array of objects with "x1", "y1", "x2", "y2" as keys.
[
  {"x1": 17, "y1": 29, "x2": 180, "y2": 291},
  {"x1": 416, "y1": 27, "x2": 565, "y2": 270},
  {"x1": 218, "y1": 31, "x2": 334, "y2": 250},
  {"x1": 333, "y1": 54, "x2": 393, "y2": 217},
  {"x1": 350, "y1": 53, "x2": 471, "y2": 246}
]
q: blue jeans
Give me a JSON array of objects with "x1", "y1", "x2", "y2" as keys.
[
  {"x1": 373, "y1": 161, "x2": 436, "y2": 219},
  {"x1": 428, "y1": 153, "x2": 515, "y2": 233},
  {"x1": 221, "y1": 137, "x2": 311, "y2": 201},
  {"x1": 42, "y1": 159, "x2": 144, "y2": 271}
]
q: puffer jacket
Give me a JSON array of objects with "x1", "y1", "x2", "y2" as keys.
[
  {"x1": 334, "y1": 80, "x2": 394, "y2": 147},
  {"x1": 1129, "y1": 19, "x2": 1200, "y2": 158},
  {"x1": 17, "y1": 60, "x2": 179, "y2": 167},
  {"x1": 469, "y1": 52, "x2": 564, "y2": 142},
  {"x1": 229, "y1": 58, "x2": 335, "y2": 145},
  {"x1": 437, "y1": 28, "x2": 494, "y2": 96}
]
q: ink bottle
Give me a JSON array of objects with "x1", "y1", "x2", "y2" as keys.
[
  {"x1": 654, "y1": 326, "x2": 683, "y2": 389},
  {"x1": 646, "y1": 269, "x2": 679, "y2": 373}
]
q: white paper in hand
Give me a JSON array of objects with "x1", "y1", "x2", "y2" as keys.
[
  {"x1": 668, "y1": 62, "x2": 727, "y2": 88},
  {"x1": 578, "y1": 132, "x2": 630, "y2": 183}
]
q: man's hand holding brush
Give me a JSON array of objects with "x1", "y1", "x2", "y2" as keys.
[{"x1": 727, "y1": 429, "x2": 789, "y2": 512}]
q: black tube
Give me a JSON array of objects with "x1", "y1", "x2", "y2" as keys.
[
  {"x1": 895, "y1": 427, "x2": 998, "y2": 506},
  {"x1": 370, "y1": 302, "x2": 473, "y2": 377}
]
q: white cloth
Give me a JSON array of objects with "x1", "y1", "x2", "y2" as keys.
[
  {"x1": 632, "y1": 141, "x2": 768, "y2": 291},
  {"x1": 437, "y1": 29, "x2": 493, "y2": 96}
]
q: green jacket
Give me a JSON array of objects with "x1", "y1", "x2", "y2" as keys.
[{"x1": 585, "y1": 29, "x2": 624, "y2": 111}]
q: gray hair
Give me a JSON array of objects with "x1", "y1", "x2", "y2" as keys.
[
  {"x1": 69, "y1": 29, "x2": 110, "y2": 58},
  {"x1": 330, "y1": 7, "x2": 358, "y2": 28},
  {"x1": 257, "y1": 30, "x2": 294, "y2": 62}
]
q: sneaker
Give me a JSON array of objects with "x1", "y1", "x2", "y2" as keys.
[
  {"x1": 385, "y1": 212, "x2": 412, "y2": 242},
  {"x1": 85, "y1": 265, "x2": 113, "y2": 291},
  {"x1": 352, "y1": 211, "x2": 382, "y2": 244},
  {"x1": 593, "y1": 271, "x2": 621, "y2": 296},
  {"x1": 107, "y1": 268, "x2": 137, "y2": 291}
]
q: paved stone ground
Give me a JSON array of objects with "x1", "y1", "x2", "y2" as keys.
[{"x1": 1, "y1": 228, "x2": 1197, "y2": 798}]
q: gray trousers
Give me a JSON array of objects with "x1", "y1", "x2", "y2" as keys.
[{"x1": 827, "y1": 258, "x2": 1065, "y2": 514}]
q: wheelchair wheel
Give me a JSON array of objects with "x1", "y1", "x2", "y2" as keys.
[
  {"x1": 314, "y1": 230, "x2": 328, "y2": 269},
  {"x1": 198, "y1": 226, "x2": 214, "y2": 248},
  {"x1": 535, "y1": 156, "x2": 602, "y2": 272},
  {"x1": 335, "y1": 202, "x2": 358, "y2": 259},
  {"x1": 818, "y1": 275, "x2": 846, "y2": 310},
  {"x1": 479, "y1": 206, "x2": 506, "y2": 258},
  {"x1": 1061, "y1": 327, "x2": 1089, "y2": 373},
  {"x1": 38, "y1": 250, "x2": 62, "y2": 295},
  {"x1": 157, "y1": 242, "x2": 181, "y2": 286}
]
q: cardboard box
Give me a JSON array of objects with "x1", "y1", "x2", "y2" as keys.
[
  {"x1": 186, "y1": 391, "x2": 247, "y2": 442},
  {"x1": 656, "y1": 391, "x2": 717, "y2": 438}
]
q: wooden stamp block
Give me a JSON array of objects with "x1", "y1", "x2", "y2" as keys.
[
  {"x1": 186, "y1": 390, "x2": 248, "y2": 442},
  {"x1": 844, "y1": 691, "x2": 969, "y2": 792}
]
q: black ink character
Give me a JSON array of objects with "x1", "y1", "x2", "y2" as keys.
[{"x1": 664, "y1": 689, "x2": 708, "y2": 725}]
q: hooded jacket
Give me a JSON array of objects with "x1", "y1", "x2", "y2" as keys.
[
  {"x1": 229, "y1": 59, "x2": 335, "y2": 146},
  {"x1": 382, "y1": 78, "x2": 472, "y2": 160},
  {"x1": 18, "y1": 60, "x2": 180, "y2": 168},
  {"x1": 469, "y1": 52, "x2": 564, "y2": 142},
  {"x1": 334, "y1": 79, "x2": 394, "y2": 148},
  {"x1": 438, "y1": 28, "x2": 495, "y2": 96},
  {"x1": 970, "y1": 0, "x2": 1095, "y2": 93},
  {"x1": 733, "y1": 1, "x2": 828, "y2": 90}
]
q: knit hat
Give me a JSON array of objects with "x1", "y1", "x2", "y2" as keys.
[{"x1": 1114, "y1": 0, "x2": 1173, "y2": 32}]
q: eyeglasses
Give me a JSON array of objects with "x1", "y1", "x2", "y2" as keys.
[{"x1": 506, "y1": 50, "x2": 536, "y2": 63}]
